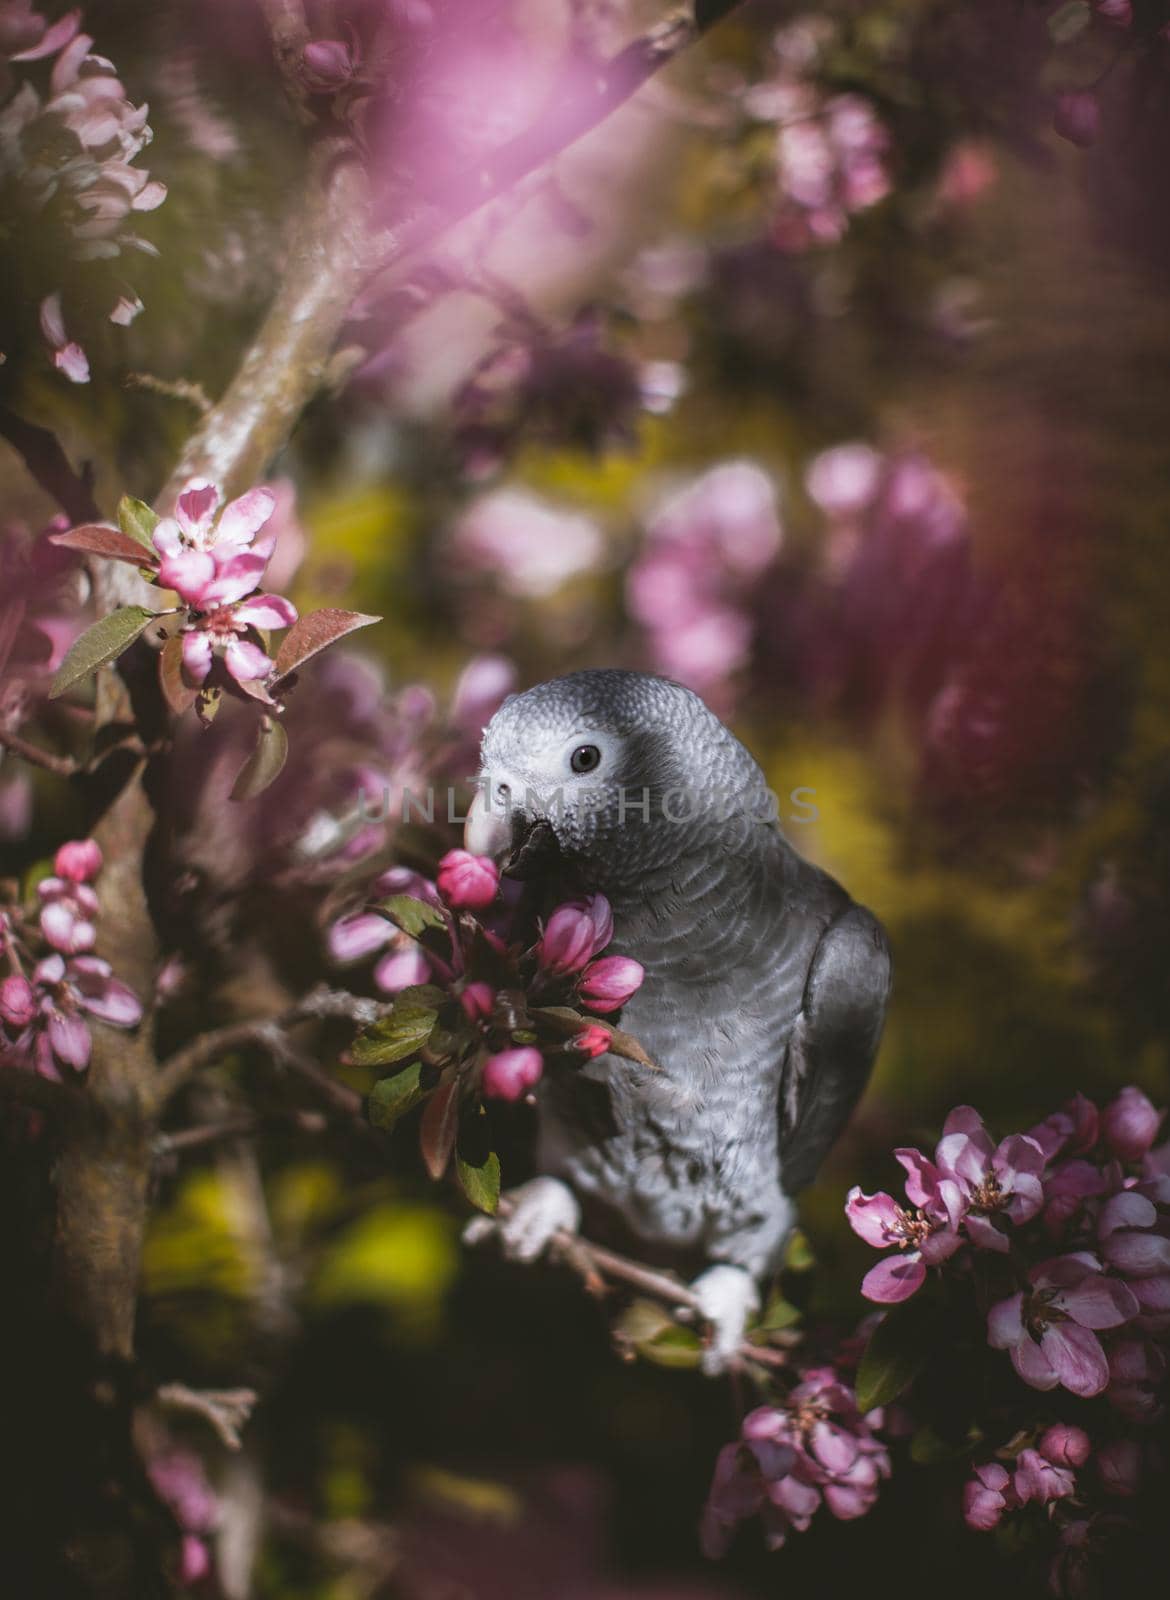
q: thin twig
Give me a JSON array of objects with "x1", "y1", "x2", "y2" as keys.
[
  {"x1": 150, "y1": 985, "x2": 386, "y2": 1111},
  {"x1": 0, "y1": 728, "x2": 79, "y2": 777},
  {"x1": 156, "y1": 1383, "x2": 258, "y2": 1451}
]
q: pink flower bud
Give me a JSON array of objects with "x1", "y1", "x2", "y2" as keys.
[
  {"x1": 179, "y1": 1534, "x2": 211, "y2": 1586},
  {"x1": 578, "y1": 955, "x2": 644, "y2": 1013},
  {"x1": 537, "y1": 895, "x2": 613, "y2": 976},
  {"x1": 436, "y1": 849, "x2": 499, "y2": 909},
  {"x1": 1102, "y1": 1086, "x2": 1163, "y2": 1162},
  {"x1": 0, "y1": 973, "x2": 37, "y2": 1028},
  {"x1": 481, "y1": 1046, "x2": 543, "y2": 1102},
  {"x1": 571, "y1": 1024, "x2": 611, "y2": 1059},
  {"x1": 54, "y1": 838, "x2": 102, "y2": 883},
  {"x1": 1096, "y1": 1438, "x2": 1142, "y2": 1497},
  {"x1": 459, "y1": 981, "x2": 494, "y2": 1024},
  {"x1": 302, "y1": 38, "x2": 356, "y2": 90},
  {"x1": 1038, "y1": 1423, "x2": 1091, "y2": 1469},
  {"x1": 1053, "y1": 91, "x2": 1100, "y2": 148}
]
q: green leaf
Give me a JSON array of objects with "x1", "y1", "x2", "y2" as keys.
[
  {"x1": 393, "y1": 984, "x2": 447, "y2": 1010},
  {"x1": 910, "y1": 1422, "x2": 981, "y2": 1465},
  {"x1": 377, "y1": 894, "x2": 449, "y2": 939},
  {"x1": 530, "y1": 1005, "x2": 658, "y2": 1071},
  {"x1": 49, "y1": 605, "x2": 155, "y2": 698},
  {"x1": 855, "y1": 1298, "x2": 939, "y2": 1413},
  {"x1": 756, "y1": 1291, "x2": 802, "y2": 1333},
  {"x1": 230, "y1": 717, "x2": 289, "y2": 800},
  {"x1": 635, "y1": 1324, "x2": 703, "y2": 1370},
  {"x1": 456, "y1": 1148, "x2": 500, "y2": 1214},
  {"x1": 1047, "y1": 0, "x2": 1091, "y2": 43},
  {"x1": 117, "y1": 495, "x2": 160, "y2": 550},
  {"x1": 350, "y1": 1002, "x2": 437, "y2": 1067},
  {"x1": 367, "y1": 1061, "x2": 427, "y2": 1130},
  {"x1": 782, "y1": 1228, "x2": 816, "y2": 1272}
]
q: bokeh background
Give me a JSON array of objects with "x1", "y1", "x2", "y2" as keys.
[{"x1": 3, "y1": 0, "x2": 1170, "y2": 1594}]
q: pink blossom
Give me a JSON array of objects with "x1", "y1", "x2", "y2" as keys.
[
  {"x1": 1028, "y1": 1092, "x2": 1099, "y2": 1161},
  {"x1": 1101, "y1": 1087, "x2": 1163, "y2": 1163},
  {"x1": 37, "y1": 873, "x2": 99, "y2": 954},
  {"x1": 1054, "y1": 91, "x2": 1100, "y2": 149},
  {"x1": 179, "y1": 1535, "x2": 211, "y2": 1586},
  {"x1": 370, "y1": 944, "x2": 430, "y2": 995},
  {"x1": 436, "y1": 849, "x2": 499, "y2": 910},
  {"x1": 578, "y1": 954, "x2": 644, "y2": 1014},
  {"x1": 935, "y1": 1106, "x2": 1046, "y2": 1250},
  {"x1": 846, "y1": 1161, "x2": 963, "y2": 1303},
  {"x1": 154, "y1": 481, "x2": 276, "y2": 607},
  {"x1": 1037, "y1": 1424, "x2": 1092, "y2": 1469},
  {"x1": 459, "y1": 981, "x2": 494, "y2": 1024},
  {"x1": 26, "y1": 951, "x2": 142, "y2": 1077},
  {"x1": 53, "y1": 838, "x2": 102, "y2": 883},
  {"x1": 1012, "y1": 1447, "x2": 1075, "y2": 1506},
  {"x1": 537, "y1": 896, "x2": 613, "y2": 976},
  {"x1": 988, "y1": 1254, "x2": 1137, "y2": 1397},
  {"x1": 1106, "y1": 1336, "x2": 1166, "y2": 1420},
  {"x1": 38, "y1": 293, "x2": 89, "y2": 383},
  {"x1": 1, "y1": 972, "x2": 37, "y2": 1028},
  {"x1": 962, "y1": 1461, "x2": 1014, "y2": 1530},
  {"x1": 571, "y1": 1024, "x2": 611, "y2": 1059},
  {"x1": 328, "y1": 911, "x2": 396, "y2": 965},
  {"x1": 481, "y1": 1046, "x2": 543, "y2": 1102},
  {"x1": 180, "y1": 591, "x2": 296, "y2": 689}
]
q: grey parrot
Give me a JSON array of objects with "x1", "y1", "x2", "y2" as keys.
[{"x1": 464, "y1": 669, "x2": 891, "y2": 1371}]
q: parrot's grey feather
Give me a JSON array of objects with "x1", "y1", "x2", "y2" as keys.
[{"x1": 777, "y1": 903, "x2": 892, "y2": 1194}]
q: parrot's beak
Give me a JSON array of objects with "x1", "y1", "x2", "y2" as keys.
[
  {"x1": 464, "y1": 787, "x2": 560, "y2": 879},
  {"x1": 464, "y1": 787, "x2": 512, "y2": 858}
]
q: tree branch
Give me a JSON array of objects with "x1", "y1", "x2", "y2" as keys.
[
  {"x1": 0, "y1": 728, "x2": 79, "y2": 777},
  {"x1": 149, "y1": 985, "x2": 386, "y2": 1111},
  {"x1": 156, "y1": 1384, "x2": 257, "y2": 1451}
]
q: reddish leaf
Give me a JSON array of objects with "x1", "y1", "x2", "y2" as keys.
[
  {"x1": 50, "y1": 523, "x2": 159, "y2": 568},
  {"x1": 272, "y1": 608, "x2": 380, "y2": 681},
  {"x1": 419, "y1": 1078, "x2": 459, "y2": 1180},
  {"x1": 159, "y1": 635, "x2": 196, "y2": 715}
]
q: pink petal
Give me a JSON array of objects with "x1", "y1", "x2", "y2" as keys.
[
  {"x1": 373, "y1": 945, "x2": 431, "y2": 994},
  {"x1": 181, "y1": 629, "x2": 213, "y2": 684},
  {"x1": 216, "y1": 488, "x2": 275, "y2": 548},
  {"x1": 202, "y1": 551, "x2": 266, "y2": 607},
  {"x1": 130, "y1": 180, "x2": 167, "y2": 211},
  {"x1": 232, "y1": 593, "x2": 297, "y2": 630},
  {"x1": 48, "y1": 30, "x2": 92, "y2": 93},
  {"x1": 1040, "y1": 1323, "x2": 1109, "y2": 1398},
  {"x1": 34, "y1": 953, "x2": 66, "y2": 985},
  {"x1": 47, "y1": 1009, "x2": 91, "y2": 1070},
  {"x1": 861, "y1": 1254, "x2": 924, "y2": 1303},
  {"x1": 845, "y1": 1187, "x2": 902, "y2": 1249},
  {"x1": 54, "y1": 342, "x2": 90, "y2": 384},
  {"x1": 39, "y1": 292, "x2": 66, "y2": 347},
  {"x1": 10, "y1": 9, "x2": 82, "y2": 61},
  {"x1": 223, "y1": 636, "x2": 273, "y2": 684},
  {"x1": 987, "y1": 1292, "x2": 1025, "y2": 1349},
  {"x1": 40, "y1": 901, "x2": 95, "y2": 954},
  {"x1": 175, "y1": 480, "x2": 219, "y2": 539},
  {"x1": 1099, "y1": 1191, "x2": 1158, "y2": 1236},
  {"x1": 151, "y1": 518, "x2": 183, "y2": 558},
  {"x1": 1010, "y1": 1337, "x2": 1060, "y2": 1391},
  {"x1": 327, "y1": 912, "x2": 395, "y2": 964},
  {"x1": 158, "y1": 547, "x2": 216, "y2": 605},
  {"x1": 77, "y1": 976, "x2": 143, "y2": 1027}
]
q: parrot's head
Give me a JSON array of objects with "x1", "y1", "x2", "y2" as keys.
[{"x1": 465, "y1": 668, "x2": 772, "y2": 888}]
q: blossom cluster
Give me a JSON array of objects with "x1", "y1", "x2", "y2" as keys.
[
  {"x1": 701, "y1": 1366, "x2": 890, "y2": 1557},
  {"x1": 332, "y1": 851, "x2": 644, "y2": 1105},
  {"x1": 743, "y1": 19, "x2": 890, "y2": 252},
  {"x1": 0, "y1": 838, "x2": 142, "y2": 1078},
  {"x1": 331, "y1": 846, "x2": 647, "y2": 1204},
  {"x1": 849, "y1": 1087, "x2": 1168, "y2": 1594},
  {"x1": 0, "y1": 1, "x2": 166, "y2": 379},
  {"x1": 627, "y1": 460, "x2": 782, "y2": 709},
  {"x1": 48, "y1": 477, "x2": 378, "y2": 795}
]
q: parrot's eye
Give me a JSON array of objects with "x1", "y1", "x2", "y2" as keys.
[{"x1": 570, "y1": 744, "x2": 602, "y2": 774}]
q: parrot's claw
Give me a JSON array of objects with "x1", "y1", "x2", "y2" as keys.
[
  {"x1": 462, "y1": 1177, "x2": 581, "y2": 1264},
  {"x1": 690, "y1": 1264, "x2": 760, "y2": 1376}
]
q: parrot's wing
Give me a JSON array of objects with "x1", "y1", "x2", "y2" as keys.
[{"x1": 777, "y1": 902, "x2": 891, "y2": 1194}]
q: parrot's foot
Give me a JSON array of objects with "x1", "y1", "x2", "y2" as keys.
[
  {"x1": 462, "y1": 1176, "x2": 581, "y2": 1263},
  {"x1": 691, "y1": 1264, "x2": 760, "y2": 1376}
]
